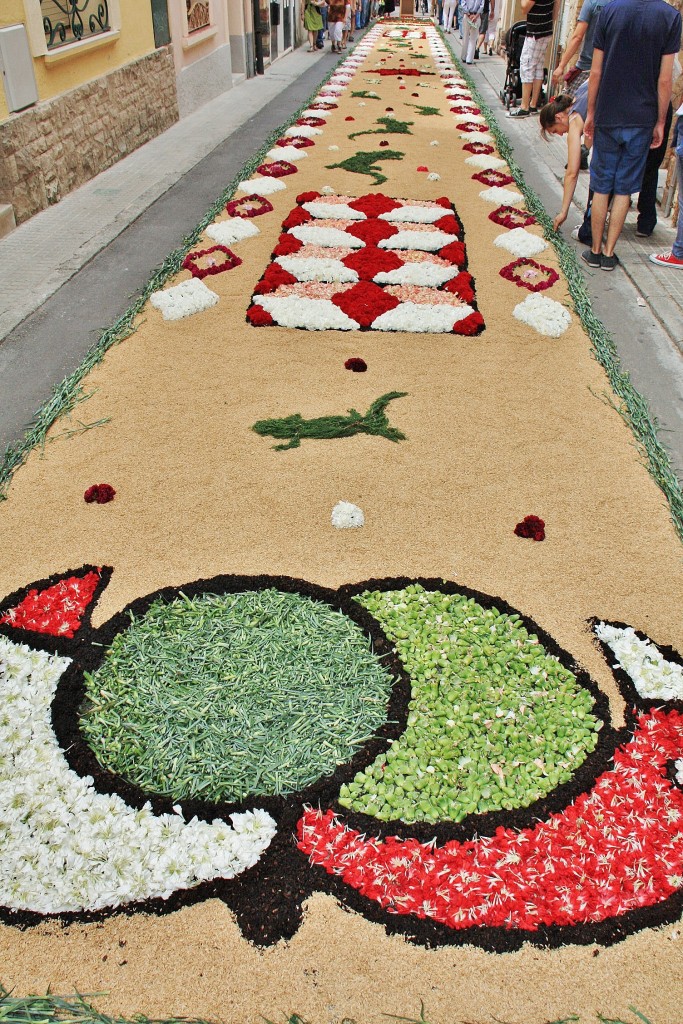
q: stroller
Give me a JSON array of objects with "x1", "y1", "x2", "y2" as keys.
[{"x1": 499, "y1": 20, "x2": 548, "y2": 110}]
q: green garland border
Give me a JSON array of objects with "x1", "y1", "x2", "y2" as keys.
[
  {"x1": 440, "y1": 31, "x2": 683, "y2": 545},
  {"x1": 0, "y1": 50, "x2": 356, "y2": 502}
]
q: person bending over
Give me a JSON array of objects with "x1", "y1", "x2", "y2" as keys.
[{"x1": 540, "y1": 83, "x2": 589, "y2": 231}]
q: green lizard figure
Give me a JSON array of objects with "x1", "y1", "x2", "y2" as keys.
[
  {"x1": 348, "y1": 117, "x2": 413, "y2": 140},
  {"x1": 252, "y1": 392, "x2": 408, "y2": 451},
  {"x1": 326, "y1": 149, "x2": 404, "y2": 186}
]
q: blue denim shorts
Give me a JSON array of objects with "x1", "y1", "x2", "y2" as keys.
[{"x1": 589, "y1": 125, "x2": 653, "y2": 196}]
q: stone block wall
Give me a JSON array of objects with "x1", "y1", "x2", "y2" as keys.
[{"x1": 0, "y1": 47, "x2": 179, "y2": 225}]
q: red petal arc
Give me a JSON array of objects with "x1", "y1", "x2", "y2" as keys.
[{"x1": 0, "y1": 567, "x2": 104, "y2": 638}]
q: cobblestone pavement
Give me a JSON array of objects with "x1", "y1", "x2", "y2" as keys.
[{"x1": 0, "y1": 34, "x2": 681, "y2": 479}]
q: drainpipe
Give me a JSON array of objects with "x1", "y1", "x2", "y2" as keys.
[{"x1": 253, "y1": 0, "x2": 264, "y2": 73}]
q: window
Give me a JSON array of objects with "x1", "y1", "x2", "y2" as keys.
[
  {"x1": 41, "y1": 0, "x2": 111, "y2": 51},
  {"x1": 186, "y1": 0, "x2": 211, "y2": 33}
]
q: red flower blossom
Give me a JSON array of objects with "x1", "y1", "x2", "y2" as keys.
[
  {"x1": 0, "y1": 569, "x2": 102, "y2": 638},
  {"x1": 332, "y1": 281, "x2": 400, "y2": 328},
  {"x1": 444, "y1": 271, "x2": 475, "y2": 302},
  {"x1": 226, "y1": 194, "x2": 273, "y2": 218},
  {"x1": 342, "y1": 246, "x2": 403, "y2": 280},
  {"x1": 253, "y1": 263, "x2": 298, "y2": 294},
  {"x1": 276, "y1": 136, "x2": 314, "y2": 149},
  {"x1": 345, "y1": 116, "x2": 355, "y2": 121},
  {"x1": 84, "y1": 484, "x2": 116, "y2": 504},
  {"x1": 296, "y1": 191, "x2": 321, "y2": 204},
  {"x1": 435, "y1": 196, "x2": 452, "y2": 208},
  {"x1": 345, "y1": 218, "x2": 398, "y2": 245},
  {"x1": 344, "y1": 357, "x2": 368, "y2": 372},
  {"x1": 379, "y1": 140, "x2": 390, "y2": 146},
  {"x1": 296, "y1": 115, "x2": 326, "y2": 127},
  {"x1": 453, "y1": 310, "x2": 485, "y2": 335},
  {"x1": 462, "y1": 141, "x2": 495, "y2": 155},
  {"x1": 417, "y1": 165, "x2": 429, "y2": 172},
  {"x1": 458, "y1": 121, "x2": 490, "y2": 133},
  {"x1": 247, "y1": 304, "x2": 275, "y2": 326},
  {"x1": 451, "y1": 105, "x2": 481, "y2": 116},
  {"x1": 514, "y1": 514, "x2": 546, "y2": 540},
  {"x1": 281, "y1": 207, "x2": 312, "y2": 230},
  {"x1": 182, "y1": 245, "x2": 241, "y2": 279},
  {"x1": 411, "y1": 92, "x2": 419, "y2": 97},
  {"x1": 434, "y1": 214, "x2": 461, "y2": 235},
  {"x1": 348, "y1": 193, "x2": 401, "y2": 217},
  {"x1": 385, "y1": 106, "x2": 394, "y2": 111}
]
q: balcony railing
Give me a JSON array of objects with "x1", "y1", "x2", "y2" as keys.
[
  {"x1": 42, "y1": 0, "x2": 110, "y2": 51},
  {"x1": 186, "y1": 0, "x2": 211, "y2": 33}
]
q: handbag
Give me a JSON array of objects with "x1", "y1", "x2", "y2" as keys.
[{"x1": 563, "y1": 65, "x2": 582, "y2": 86}]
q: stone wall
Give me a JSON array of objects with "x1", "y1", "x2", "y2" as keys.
[{"x1": 0, "y1": 47, "x2": 179, "y2": 225}]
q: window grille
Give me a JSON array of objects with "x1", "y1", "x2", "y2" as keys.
[
  {"x1": 41, "y1": 0, "x2": 110, "y2": 50},
  {"x1": 186, "y1": 0, "x2": 211, "y2": 33}
]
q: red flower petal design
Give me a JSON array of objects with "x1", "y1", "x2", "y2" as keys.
[
  {"x1": 281, "y1": 207, "x2": 313, "y2": 230},
  {"x1": 296, "y1": 116, "x2": 326, "y2": 127},
  {"x1": 435, "y1": 196, "x2": 452, "y2": 208},
  {"x1": 182, "y1": 246, "x2": 242, "y2": 279},
  {"x1": 344, "y1": 357, "x2": 368, "y2": 372},
  {"x1": 489, "y1": 205, "x2": 537, "y2": 229},
  {"x1": 462, "y1": 141, "x2": 495, "y2": 155},
  {"x1": 296, "y1": 191, "x2": 322, "y2": 203},
  {"x1": 254, "y1": 263, "x2": 298, "y2": 294},
  {"x1": 444, "y1": 270, "x2": 475, "y2": 302},
  {"x1": 256, "y1": 160, "x2": 298, "y2": 178},
  {"x1": 276, "y1": 136, "x2": 315, "y2": 149},
  {"x1": 247, "y1": 304, "x2": 275, "y2": 326},
  {"x1": 345, "y1": 116, "x2": 355, "y2": 122},
  {"x1": 472, "y1": 168, "x2": 514, "y2": 187},
  {"x1": 332, "y1": 281, "x2": 400, "y2": 328},
  {"x1": 379, "y1": 140, "x2": 390, "y2": 146},
  {"x1": 434, "y1": 214, "x2": 461, "y2": 235},
  {"x1": 0, "y1": 569, "x2": 102, "y2": 638},
  {"x1": 348, "y1": 194, "x2": 401, "y2": 217},
  {"x1": 273, "y1": 234, "x2": 304, "y2": 256},
  {"x1": 439, "y1": 241, "x2": 467, "y2": 267},
  {"x1": 453, "y1": 310, "x2": 485, "y2": 336},
  {"x1": 342, "y1": 246, "x2": 404, "y2": 280},
  {"x1": 84, "y1": 484, "x2": 116, "y2": 504},
  {"x1": 345, "y1": 219, "x2": 399, "y2": 245},
  {"x1": 500, "y1": 258, "x2": 559, "y2": 292}
]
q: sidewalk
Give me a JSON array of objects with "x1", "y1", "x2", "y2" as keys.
[{"x1": 0, "y1": 35, "x2": 682, "y2": 479}]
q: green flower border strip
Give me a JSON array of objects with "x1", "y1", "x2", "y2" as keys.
[
  {"x1": 440, "y1": 31, "x2": 683, "y2": 544},
  {"x1": 0, "y1": 41, "x2": 367, "y2": 502}
]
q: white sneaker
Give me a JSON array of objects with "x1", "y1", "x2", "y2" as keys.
[{"x1": 571, "y1": 226, "x2": 581, "y2": 241}]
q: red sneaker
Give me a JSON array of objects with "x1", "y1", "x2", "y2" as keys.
[{"x1": 649, "y1": 251, "x2": 683, "y2": 268}]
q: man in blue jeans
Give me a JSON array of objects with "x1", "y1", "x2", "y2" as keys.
[
  {"x1": 582, "y1": 0, "x2": 681, "y2": 271},
  {"x1": 649, "y1": 109, "x2": 683, "y2": 268}
]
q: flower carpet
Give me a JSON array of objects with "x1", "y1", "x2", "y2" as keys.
[{"x1": 1, "y1": 18, "x2": 683, "y2": 1024}]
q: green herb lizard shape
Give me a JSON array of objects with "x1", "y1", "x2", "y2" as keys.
[
  {"x1": 348, "y1": 117, "x2": 413, "y2": 140},
  {"x1": 326, "y1": 149, "x2": 404, "y2": 186},
  {"x1": 252, "y1": 392, "x2": 408, "y2": 451}
]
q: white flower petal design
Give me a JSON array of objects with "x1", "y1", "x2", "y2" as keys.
[
  {"x1": 303, "y1": 201, "x2": 366, "y2": 220},
  {"x1": 465, "y1": 155, "x2": 506, "y2": 170},
  {"x1": 372, "y1": 301, "x2": 474, "y2": 333},
  {"x1": 381, "y1": 206, "x2": 450, "y2": 224},
  {"x1": 0, "y1": 636, "x2": 276, "y2": 914},
  {"x1": 461, "y1": 132, "x2": 494, "y2": 143},
  {"x1": 375, "y1": 262, "x2": 457, "y2": 287},
  {"x1": 493, "y1": 228, "x2": 548, "y2": 258},
  {"x1": 595, "y1": 624, "x2": 683, "y2": 701},
  {"x1": 237, "y1": 177, "x2": 287, "y2": 196},
  {"x1": 512, "y1": 294, "x2": 571, "y2": 337},
  {"x1": 206, "y1": 219, "x2": 260, "y2": 245},
  {"x1": 331, "y1": 501, "x2": 365, "y2": 528},
  {"x1": 275, "y1": 255, "x2": 358, "y2": 283},
  {"x1": 284, "y1": 125, "x2": 323, "y2": 138},
  {"x1": 150, "y1": 279, "x2": 219, "y2": 320},
  {"x1": 258, "y1": 294, "x2": 359, "y2": 330},
  {"x1": 380, "y1": 229, "x2": 458, "y2": 251},
  {"x1": 290, "y1": 224, "x2": 365, "y2": 248}
]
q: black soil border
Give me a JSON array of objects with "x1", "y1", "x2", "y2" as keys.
[
  {"x1": 246, "y1": 191, "x2": 486, "y2": 336},
  {"x1": 1, "y1": 568, "x2": 683, "y2": 953}
]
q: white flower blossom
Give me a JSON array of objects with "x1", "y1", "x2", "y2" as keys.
[
  {"x1": 512, "y1": 294, "x2": 571, "y2": 337},
  {"x1": 331, "y1": 501, "x2": 365, "y2": 529},
  {"x1": 206, "y1": 219, "x2": 260, "y2": 245},
  {"x1": 237, "y1": 176, "x2": 287, "y2": 196},
  {"x1": 427, "y1": 172, "x2": 441, "y2": 181},
  {"x1": 266, "y1": 145, "x2": 308, "y2": 162},
  {"x1": 258, "y1": 295, "x2": 358, "y2": 330},
  {"x1": 479, "y1": 185, "x2": 523, "y2": 205},
  {"x1": 493, "y1": 228, "x2": 548, "y2": 258},
  {"x1": 465, "y1": 154, "x2": 506, "y2": 170}
]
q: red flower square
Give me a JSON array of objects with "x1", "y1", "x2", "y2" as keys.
[
  {"x1": 348, "y1": 193, "x2": 401, "y2": 217},
  {"x1": 226, "y1": 193, "x2": 274, "y2": 218},
  {"x1": 256, "y1": 160, "x2": 298, "y2": 178},
  {"x1": 247, "y1": 303, "x2": 275, "y2": 326},
  {"x1": 345, "y1": 218, "x2": 398, "y2": 245},
  {"x1": 514, "y1": 514, "x2": 546, "y2": 541},
  {"x1": 489, "y1": 205, "x2": 537, "y2": 229},
  {"x1": 500, "y1": 258, "x2": 559, "y2": 292},
  {"x1": 342, "y1": 246, "x2": 403, "y2": 280},
  {"x1": 182, "y1": 245, "x2": 242, "y2": 279},
  {"x1": 472, "y1": 168, "x2": 514, "y2": 187},
  {"x1": 332, "y1": 281, "x2": 400, "y2": 328}
]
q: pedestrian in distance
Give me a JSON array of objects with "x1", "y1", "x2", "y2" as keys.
[
  {"x1": 475, "y1": 0, "x2": 493, "y2": 58},
  {"x1": 302, "y1": 0, "x2": 327, "y2": 51},
  {"x1": 461, "y1": 0, "x2": 485, "y2": 64},
  {"x1": 328, "y1": 0, "x2": 346, "y2": 52},
  {"x1": 507, "y1": 0, "x2": 559, "y2": 117},
  {"x1": 582, "y1": 0, "x2": 681, "y2": 271},
  {"x1": 443, "y1": 0, "x2": 458, "y2": 32},
  {"x1": 551, "y1": 0, "x2": 613, "y2": 98},
  {"x1": 649, "y1": 104, "x2": 683, "y2": 268}
]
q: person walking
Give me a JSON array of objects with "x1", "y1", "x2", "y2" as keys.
[
  {"x1": 475, "y1": 0, "x2": 493, "y2": 58},
  {"x1": 328, "y1": 0, "x2": 346, "y2": 52},
  {"x1": 461, "y1": 0, "x2": 484, "y2": 63},
  {"x1": 302, "y1": 0, "x2": 326, "y2": 51},
  {"x1": 649, "y1": 104, "x2": 683, "y2": 267},
  {"x1": 443, "y1": 0, "x2": 458, "y2": 31},
  {"x1": 507, "y1": 0, "x2": 559, "y2": 117},
  {"x1": 582, "y1": 0, "x2": 681, "y2": 271}
]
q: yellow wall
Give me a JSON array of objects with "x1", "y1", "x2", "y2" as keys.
[{"x1": 0, "y1": 0, "x2": 157, "y2": 119}]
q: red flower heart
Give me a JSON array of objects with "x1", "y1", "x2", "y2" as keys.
[
  {"x1": 417, "y1": 165, "x2": 429, "y2": 172},
  {"x1": 514, "y1": 514, "x2": 546, "y2": 541}
]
